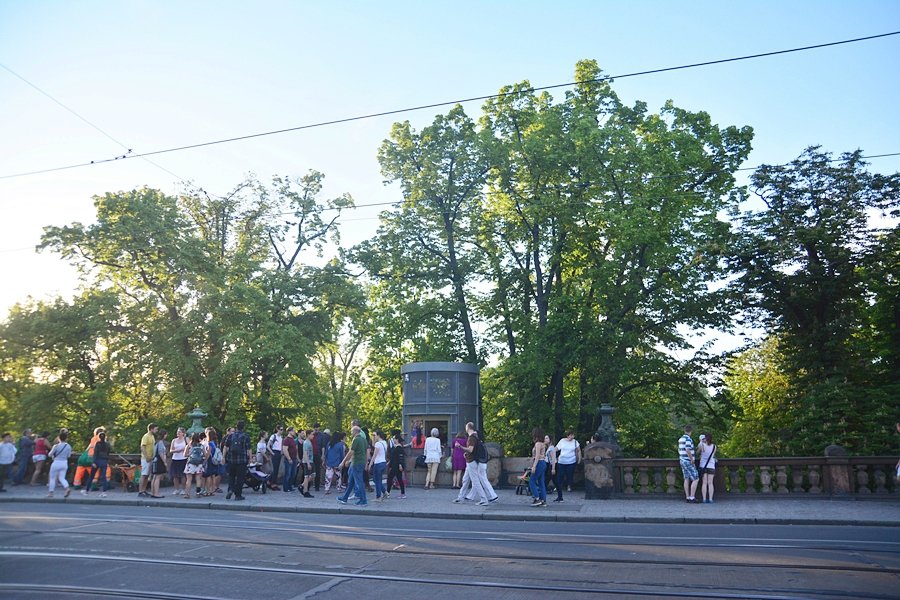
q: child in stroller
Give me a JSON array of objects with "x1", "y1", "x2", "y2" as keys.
[{"x1": 245, "y1": 463, "x2": 279, "y2": 493}]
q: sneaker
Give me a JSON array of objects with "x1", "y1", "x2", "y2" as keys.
[
  {"x1": 138, "y1": 491, "x2": 148, "y2": 497},
  {"x1": 226, "y1": 491, "x2": 233, "y2": 500},
  {"x1": 80, "y1": 489, "x2": 88, "y2": 495},
  {"x1": 337, "y1": 498, "x2": 347, "y2": 505},
  {"x1": 531, "y1": 498, "x2": 540, "y2": 505},
  {"x1": 303, "y1": 492, "x2": 313, "y2": 498},
  {"x1": 478, "y1": 500, "x2": 490, "y2": 506},
  {"x1": 399, "y1": 494, "x2": 406, "y2": 499},
  {"x1": 452, "y1": 498, "x2": 462, "y2": 503},
  {"x1": 99, "y1": 493, "x2": 107, "y2": 498},
  {"x1": 64, "y1": 488, "x2": 71, "y2": 498},
  {"x1": 355, "y1": 500, "x2": 368, "y2": 506},
  {"x1": 234, "y1": 496, "x2": 245, "y2": 501},
  {"x1": 553, "y1": 498, "x2": 563, "y2": 503},
  {"x1": 488, "y1": 496, "x2": 499, "y2": 503}
]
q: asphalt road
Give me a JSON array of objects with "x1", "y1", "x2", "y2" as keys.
[{"x1": 0, "y1": 503, "x2": 897, "y2": 599}]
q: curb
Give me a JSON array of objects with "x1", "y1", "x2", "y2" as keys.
[{"x1": 2, "y1": 496, "x2": 898, "y2": 527}]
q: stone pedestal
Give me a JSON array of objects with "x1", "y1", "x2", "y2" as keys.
[
  {"x1": 824, "y1": 444, "x2": 851, "y2": 495},
  {"x1": 485, "y1": 443, "x2": 504, "y2": 487},
  {"x1": 584, "y1": 441, "x2": 621, "y2": 499}
]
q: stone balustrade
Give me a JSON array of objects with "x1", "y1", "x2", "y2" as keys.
[{"x1": 56, "y1": 449, "x2": 898, "y2": 498}]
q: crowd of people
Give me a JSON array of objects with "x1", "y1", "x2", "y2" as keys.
[{"x1": 0, "y1": 421, "x2": 728, "y2": 506}]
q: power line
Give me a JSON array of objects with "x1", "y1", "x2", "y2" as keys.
[
  {"x1": 2, "y1": 30, "x2": 898, "y2": 181},
  {"x1": 0, "y1": 63, "x2": 190, "y2": 185}
]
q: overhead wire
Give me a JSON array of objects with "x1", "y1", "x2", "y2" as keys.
[
  {"x1": 1, "y1": 30, "x2": 898, "y2": 181},
  {"x1": 0, "y1": 63, "x2": 197, "y2": 188}
]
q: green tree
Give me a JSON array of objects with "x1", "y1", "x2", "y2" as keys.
[{"x1": 730, "y1": 147, "x2": 900, "y2": 454}]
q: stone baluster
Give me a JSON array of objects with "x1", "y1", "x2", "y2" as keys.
[
  {"x1": 792, "y1": 467, "x2": 805, "y2": 493},
  {"x1": 759, "y1": 466, "x2": 772, "y2": 493},
  {"x1": 638, "y1": 467, "x2": 650, "y2": 494},
  {"x1": 665, "y1": 467, "x2": 677, "y2": 494},
  {"x1": 873, "y1": 468, "x2": 887, "y2": 494},
  {"x1": 745, "y1": 465, "x2": 758, "y2": 493},
  {"x1": 652, "y1": 467, "x2": 663, "y2": 494},
  {"x1": 855, "y1": 465, "x2": 870, "y2": 494},
  {"x1": 729, "y1": 466, "x2": 741, "y2": 493},
  {"x1": 775, "y1": 465, "x2": 789, "y2": 493},
  {"x1": 623, "y1": 466, "x2": 634, "y2": 494},
  {"x1": 807, "y1": 465, "x2": 822, "y2": 493}
]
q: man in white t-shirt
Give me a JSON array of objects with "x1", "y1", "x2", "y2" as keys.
[
  {"x1": 553, "y1": 430, "x2": 582, "y2": 502},
  {"x1": 267, "y1": 425, "x2": 284, "y2": 481}
]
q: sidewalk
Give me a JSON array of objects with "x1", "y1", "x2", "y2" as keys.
[{"x1": 1, "y1": 482, "x2": 898, "y2": 526}]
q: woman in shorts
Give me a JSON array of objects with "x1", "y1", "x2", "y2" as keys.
[
  {"x1": 169, "y1": 427, "x2": 188, "y2": 496},
  {"x1": 698, "y1": 433, "x2": 717, "y2": 503},
  {"x1": 183, "y1": 432, "x2": 207, "y2": 499},
  {"x1": 30, "y1": 431, "x2": 50, "y2": 485},
  {"x1": 203, "y1": 428, "x2": 223, "y2": 495}
]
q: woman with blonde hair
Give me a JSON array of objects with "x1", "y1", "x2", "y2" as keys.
[{"x1": 423, "y1": 428, "x2": 442, "y2": 489}]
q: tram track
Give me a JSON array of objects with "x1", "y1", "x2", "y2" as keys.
[
  {"x1": 0, "y1": 550, "x2": 892, "y2": 600},
  {"x1": 1, "y1": 526, "x2": 895, "y2": 575},
  {"x1": 4, "y1": 513, "x2": 898, "y2": 554}
]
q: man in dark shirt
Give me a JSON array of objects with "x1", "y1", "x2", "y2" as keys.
[
  {"x1": 223, "y1": 421, "x2": 251, "y2": 501},
  {"x1": 281, "y1": 428, "x2": 298, "y2": 493},
  {"x1": 84, "y1": 431, "x2": 111, "y2": 496},
  {"x1": 12, "y1": 429, "x2": 33, "y2": 485}
]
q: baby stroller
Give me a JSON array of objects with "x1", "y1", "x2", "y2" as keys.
[
  {"x1": 244, "y1": 464, "x2": 270, "y2": 494},
  {"x1": 515, "y1": 468, "x2": 532, "y2": 495}
]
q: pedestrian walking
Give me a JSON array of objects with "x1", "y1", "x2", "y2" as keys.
[
  {"x1": 169, "y1": 427, "x2": 188, "y2": 496},
  {"x1": 454, "y1": 422, "x2": 490, "y2": 506},
  {"x1": 337, "y1": 425, "x2": 368, "y2": 506},
  {"x1": 281, "y1": 428, "x2": 298, "y2": 493},
  {"x1": 148, "y1": 429, "x2": 168, "y2": 499},
  {"x1": 679, "y1": 425, "x2": 700, "y2": 503},
  {"x1": 699, "y1": 433, "x2": 717, "y2": 503},
  {"x1": 203, "y1": 428, "x2": 223, "y2": 495},
  {"x1": 183, "y1": 433, "x2": 207, "y2": 499},
  {"x1": 47, "y1": 430, "x2": 72, "y2": 498},
  {"x1": 324, "y1": 432, "x2": 346, "y2": 494},
  {"x1": 299, "y1": 429, "x2": 314, "y2": 498},
  {"x1": 370, "y1": 430, "x2": 388, "y2": 501},
  {"x1": 82, "y1": 431, "x2": 111, "y2": 497},
  {"x1": 451, "y1": 431, "x2": 467, "y2": 489},
  {"x1": 554, "y1": 430, "x2": 581, "y2": 499},
  {"x1": 386, "y1": 431, "x2": 406, "y2": 499},
  {"x1": 267, "y1": 425, "x2": 284, "y2": 482},
  {"x1": 12, "y1": 429, "x2": 33, "y2": 485},
  {"x1": 423, "y1": 428, "x2": 442, "y2": 489},
  {"x1": 528, "y1": 428, "x2": 548, "y2": 507},
  {"x1": 138, "y1": 423, "x2": 158, "y2": 497},
  {"x1": 30, "y1": 432, "x2": 50, "y2": 485},
  {"x1": 0, "y1": 432, "x2": 16, "y2": 492},
  {"x1": 223, "y1": 421, "x2": 251, "y2": 501}
]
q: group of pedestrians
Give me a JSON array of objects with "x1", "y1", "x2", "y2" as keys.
[
  {"x1": 678, "y1": 424, "x2": 717, "y2": 503},
  {"x1": 525, "y1": 428, "x2": 583, "y2": 506}
]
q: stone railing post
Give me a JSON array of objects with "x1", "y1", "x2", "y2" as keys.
[
  {"x1": 823, "y1": 445, "x2": 852, "y2": 495},
  {"x1": 484, "y1": 443, "x2": 504, "y2": 487},
  {"x1": 583, "y1": 441, "x2": 621, "y2": 499}
]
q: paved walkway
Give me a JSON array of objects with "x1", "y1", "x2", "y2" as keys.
[{"x1": 1, "y1": 482, "x2": 897, "y2": 526}]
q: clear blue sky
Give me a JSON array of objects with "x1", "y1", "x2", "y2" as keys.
[{"x1": 2, "y1": 1, "x2": 899, "y2": 344}]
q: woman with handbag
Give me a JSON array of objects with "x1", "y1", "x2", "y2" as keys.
[
  {"x1": 699, "y1": 433, "x2": 717, "y2": 504},
  {"x1": 148, "y1": 429, "x2": 168, "y2": 499},
  {"x1": 47, "y1": 430, "x2": 72, "y2": 498},
  {"x1": 423, "y1": 428, "x2": 442, "y2": 489}
]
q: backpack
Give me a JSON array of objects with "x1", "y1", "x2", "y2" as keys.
[
  {"x1": 188, "y1": 444, "x2": 204, "y2": 466},
  {"x1": 474, "y1": 437, "x2": 489, "y2": 464},
  {"x1": 227, "y1": 432, "x2": 248, "y2": 460},
  {"x1": 211, "y1": 445, "x2": 224, "y2": 465}
]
